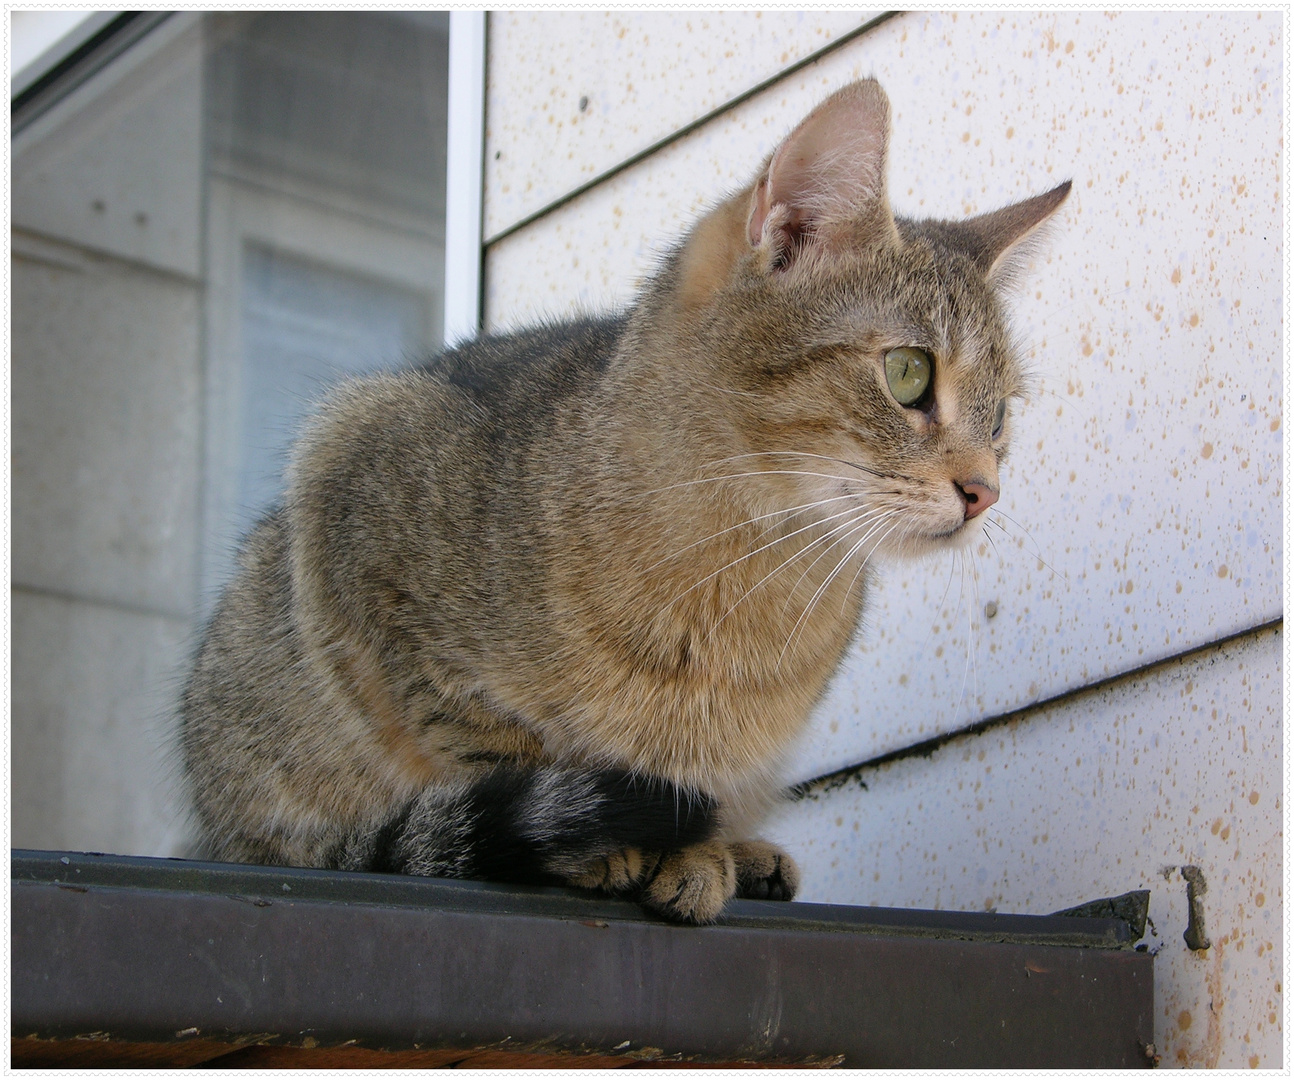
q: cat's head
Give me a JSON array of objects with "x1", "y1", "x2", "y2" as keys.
[{"x1": 662, "y1": 79, "x2": 1070, "y2": 561}]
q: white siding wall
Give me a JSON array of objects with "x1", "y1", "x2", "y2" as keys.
[{"x1": 482, "y1": 11, "x2": 1283, "y2": 1068}]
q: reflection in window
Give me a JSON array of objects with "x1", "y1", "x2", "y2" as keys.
[
  {"x1": 10, "y1": 11, "x2": 453, "y2": 856},
  {"x1": 237, "y1": 245, "x2": 429, "y2": 539},
  {"x1": 201, "y1": 11, "x2": 449, "y2": 593}
]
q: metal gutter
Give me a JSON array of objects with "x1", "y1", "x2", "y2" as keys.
[{"x1": 13, "y1": 850, "x2": 1155, "y2": 1068}]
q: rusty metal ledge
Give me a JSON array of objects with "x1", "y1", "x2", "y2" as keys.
[{"x1": 12, "y1": 850, "x2": 1154, "y2": 1068}]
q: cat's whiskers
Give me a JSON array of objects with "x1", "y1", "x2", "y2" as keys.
[
  {"x1": 965, "y1": 547, "x2": 983, "y2": 713},
  {"x1": 981, "y1": 521, "x2": 1004, "y2": 565},
  {"x1": 777, "y1": 515, "x2": 905, "y2": 670},
  {"x1": 701, "y1": 450, "x2": 889, "y2": 481},
  {"x1": 749, "y1": 486, "x2": 902, "y2": 545},
  {"x1": 777, "y1": 513, "x2": 905, "y2": 670},
  {"x1": 986, "y1": 509, "x2": 1068, "y2": 583},
  {"x1": 653, "y1": 500, "x2": 876, "y2": 621},
  {"x1": 839, "y1": 516, "x2": 917, "y2": 617},
  {"x1": 914, "y1": 546, "x2": 961, "y2": 660},
  {"x1": 638, "y1": 491, "x2": 861, "y2": 576},
  {"x1": 950, "y1": 551, "x2": 974, "y2": 727},
  {"x1": 700, "y1": 507, "x2": 893, "y2": 645},
  {"x1": 777, "y1": 507, "x2": 898, "y2": 619},
  {"x1": 636, "y1": 467, "x2": 861, "y2": 499}
]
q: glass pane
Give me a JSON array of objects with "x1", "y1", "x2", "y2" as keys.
[
  {"x1": 236, "y1": 244, "x2": 428, "y2": 540},
  {"x1": 10, "y1": 11, "x2": 452, "y2": 858}
]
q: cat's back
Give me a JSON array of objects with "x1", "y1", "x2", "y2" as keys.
[
  {"x1": 290, "y1": 315, "x2": 625, "y2": 508},
  {"x1": 277, "y1": 315, "x2": 628, "y2": 659}
]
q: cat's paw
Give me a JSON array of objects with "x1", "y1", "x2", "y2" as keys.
[
  {"x1": 565, "y1": 847, "x2": 659, "y2": 894},
  {"x1": 641, "y1": 840, "x2": 736, "y2": 924},
  {"x1": 730, "y1": 839, "x2": 799, "y2": 901}
]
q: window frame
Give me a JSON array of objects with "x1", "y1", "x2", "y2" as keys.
[{"x1": 442, "y1": 10, "x2": 487, "y2": 347}]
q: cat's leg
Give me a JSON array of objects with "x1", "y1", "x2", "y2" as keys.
[{"x1": 327, "y1": 765, "x2": 716, "y2": 888}]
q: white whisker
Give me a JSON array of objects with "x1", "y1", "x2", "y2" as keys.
[
  {"x1": 988, "y1": 509, "x2": 1068, "y2": 583},
  {"x1": 778, "y1": 514, "x2": 904, "y2": 669},
  {"x1": 638, "y1": 491, "x2": 861, "y2": 575},
  {"x1": 778, "y1": 508, "x2": 897, "y2": 617},
  {"x1": 840, "y1": 516, "x2": 914, "y2": 616},
  {"x1": 699, "y1": 450, "x2": 887, "y2": 480},
  {"x1": 653, "y1": 501, "x2": 871, "y2": 620},
  {"x1": 703, "y1": 508, "x2": 893, "y2": 642},
  {"x1": 636, "y1": 468, "x2": 862, "y2": 499}
]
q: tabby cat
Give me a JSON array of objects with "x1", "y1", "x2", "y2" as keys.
[{"x1": 182, "y1": 80, "x2": 1069, "y2": 923}]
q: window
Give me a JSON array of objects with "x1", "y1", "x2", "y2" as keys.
[{"x1": 10, "y1": 11, "x2": 480, "y2": 855}]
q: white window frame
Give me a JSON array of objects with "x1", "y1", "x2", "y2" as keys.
[{"x1": 442, "y1": 10, "x2": 487, "y2": 347}]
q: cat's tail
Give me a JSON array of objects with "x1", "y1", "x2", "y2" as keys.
[{"x1": 328, "y1": 765, "x2": 717, "y2": 885}]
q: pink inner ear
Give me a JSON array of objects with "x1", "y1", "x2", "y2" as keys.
[{"x1": 746, "y1": 80, "x2": 894, "y2": 255}]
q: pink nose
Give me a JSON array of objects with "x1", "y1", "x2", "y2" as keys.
[{"x1": 956, "y1": 480, "x2": 999, "y2": 520}]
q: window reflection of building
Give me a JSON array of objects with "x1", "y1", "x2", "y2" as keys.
[{"x1": 11, "y1": 12, "x2": 451, "y2": 856}]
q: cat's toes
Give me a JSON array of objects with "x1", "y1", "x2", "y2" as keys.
[
  {"x1": 642, "y1": 841, "x2": 735, "y2": 924},
  {"x1": 566, "y1": 847, "x2": 657, "y2": 894},
  {"x1": 730, "y1": 839, "x2": 799, "y2": 902}
]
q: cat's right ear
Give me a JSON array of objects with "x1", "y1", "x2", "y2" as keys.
[{"x1": 747, "y1": 79, "x2": 899, "y2": 270}]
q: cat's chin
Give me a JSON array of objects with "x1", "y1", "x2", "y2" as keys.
[{"x1": 887, "y1": 517, "x2": 987, "y2": 562}]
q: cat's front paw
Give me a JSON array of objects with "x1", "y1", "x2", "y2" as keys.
[
  {"x1": 565, "y1": 847, "x2": 660, "y2": 894},
  {"x1": 642, "y1": 840, "x2": 736, "y2": 924},
  {"x1": 730, "y1": 839, "x2": 799, "y2": 901}
]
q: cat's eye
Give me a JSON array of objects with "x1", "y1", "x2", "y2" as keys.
[
  {"x1": 992, "y1": 400, "x2": 1007, "y2": 440},
  {"x1": 884, "y1": 347, "x2": 932, "y2": 407}
]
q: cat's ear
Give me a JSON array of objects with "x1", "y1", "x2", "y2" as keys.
[
  {"x1": 958, "y1": 181, "x2": 1072, "y2": 288},
  {"x1": 747, "y1": 79, "x2": 898, "y2": 268}
]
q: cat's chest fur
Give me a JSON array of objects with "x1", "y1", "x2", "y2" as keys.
[{"x1": 287, "y1": 314, "x2": 864, "y2": 802}]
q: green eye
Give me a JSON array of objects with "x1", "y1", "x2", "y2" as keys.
[
  {"x1": 884, "y1": 347, "x2": 932, "y2": 406},
  {"x1": 992, "y1": 399, "x2": 1007, "y2": 439}
]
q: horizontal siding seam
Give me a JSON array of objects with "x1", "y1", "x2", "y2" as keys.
[
  {"x1": 792, "y1": 616, "x2": 1284, "y2": 800},
  {"x1": 482, "y1": 11, "x2": 903, "y2": 249}
]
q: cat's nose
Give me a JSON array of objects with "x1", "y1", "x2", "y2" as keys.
[{"x1": 955, "y1": 480, "x2": 999, "y2": 520}]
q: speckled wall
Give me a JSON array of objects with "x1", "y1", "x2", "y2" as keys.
[{"x1": 482, "y1": 11, "x2": 1283, "y2": 1067}]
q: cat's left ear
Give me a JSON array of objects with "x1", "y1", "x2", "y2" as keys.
[
  {"x1": 747, "y1": 79, "x2": 899, "y2": 268},
  {"x1": 957, "y1": 181, "x2": 1072, "y2": 288}
]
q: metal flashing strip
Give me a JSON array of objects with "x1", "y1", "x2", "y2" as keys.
[{"x1": 13, "y1": 850, "x2": 1155, "y2": 1068}]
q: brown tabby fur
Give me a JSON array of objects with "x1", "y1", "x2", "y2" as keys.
[{"x1": 182, "y1": 80, "x2": 1069, "y2": 922}]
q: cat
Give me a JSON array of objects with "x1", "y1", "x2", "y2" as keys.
[{"x1": 181, "y1": 79, "x2": 1069, "y2": 924}]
